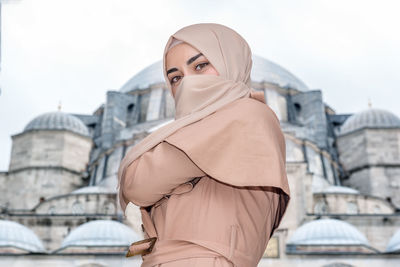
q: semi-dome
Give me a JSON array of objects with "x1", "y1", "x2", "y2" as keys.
[
  {"x1": 119, "y1": 54, "x2": 309, "y2": 93},
  {"x1": 386, "y1": 229, "x2": 400, "y2": 253},
  {"x1": 314, "y1": 185, "x2": 360, "y2": 194},
  {"x1": 340, "y1": 108, "x2": 400, "y2": 136},
  {"x1": 60, "y1": 220, "x2": 140, "y2": 249},
  {"x1": 71, "y1": 185, "x2": 115, "y2": 194},
  {"x1": 0, "y1": 220, "x2": 45, "y2": 253},
  {"x1": 24, "y1": 111, "x2": 89, "y2": 136},
  {"x1": 287, "y1": 218, "x2": 369, "y2": 246}
]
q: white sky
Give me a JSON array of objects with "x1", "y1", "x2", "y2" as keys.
[{"x1": 0, "y1": 0, "x2": 399, "y2": 170}]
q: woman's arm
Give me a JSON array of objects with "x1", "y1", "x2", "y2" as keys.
[{"x1": 119, "y1": 141, "x2": 206, "y2": 209}]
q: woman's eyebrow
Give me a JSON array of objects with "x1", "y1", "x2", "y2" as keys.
[
  {"x1": 167, "y1": 68, "x2": 178, "y2": 75},
  {"x1": 167, "y1": 53, "x2": 204, "y2": 75},
  {"x1": 186, "y1": 53, "x2": 203, "y2": 65}
]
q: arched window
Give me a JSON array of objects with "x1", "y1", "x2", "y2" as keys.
[{"x1": 126, "y1": 103, "x2": 135, "y2": 127}]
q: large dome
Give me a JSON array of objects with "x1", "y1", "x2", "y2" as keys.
[
  {"x1": 60, "y1": 220, "x2": 140, "y2": 249},
  {"x1": 119, "y1": 54, "x2": 309, "y2": 93},
  {"x1": 0, "y1": 220, "x2": 45, "y2": 253},
  {"x1": 287, "y1": 218, "x2": 369, "y2": 246},
  {"x1": 340, "y1": 108, "x2": 400, "y2": 136},
  {"x1": 24, "y1": 111, "x2": 89, "y2": 136}
]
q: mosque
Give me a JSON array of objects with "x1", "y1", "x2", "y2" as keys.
[{"x1": 1, "y1": 54, "x2": 400, "y2": 266}]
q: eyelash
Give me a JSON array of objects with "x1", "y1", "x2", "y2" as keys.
[{"x1": 169, "y1": 62, "x2": 209, "y2": 85}]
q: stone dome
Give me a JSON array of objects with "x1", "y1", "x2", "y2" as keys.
[
  {"x1": 60, "y1": 220, "x2": 140, "y2": 249},
  {"x1": 340, "y1": 108, "x2": 400, "y2": 136},
  {"x1": 24, "y1": 111, "x2": 89, "y2": 136},
  {"x1": 386, "y1": 229, "x2": 400, "y2": 253},
  {"x1": 287, "y1": 218, "x2": 369, "y2": 246},
  {"x1": 119, "y1": 54, "x2": 309, "y2": 93},
  {"x1": 71, "y1": 185, "x2": 115, "y2": 194},
  {"x1": 0, "y1": 220, "x2": 45, "y2": 253},
  {"x1": 314, "y1": 185, "x2": 360, "y2": 195}
]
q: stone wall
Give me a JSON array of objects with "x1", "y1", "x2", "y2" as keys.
[
  {"x1": 9, "y1": 130, "x2": 92, "y2": 173},
  {"x1": 0, "y1": 168, "x2": 85, "y2": 210}
]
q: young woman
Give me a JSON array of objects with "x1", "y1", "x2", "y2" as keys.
[{"x1": 118, "y1": 23, "x2": 291, "y2": 267}]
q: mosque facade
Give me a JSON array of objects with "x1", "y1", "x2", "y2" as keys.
[{"x1": 0, "y1": 55, "x2": 399, "y2": 266}]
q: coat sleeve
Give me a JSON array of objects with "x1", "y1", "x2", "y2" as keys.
[{"x1": 119, "y1": 141, "x2": 206, "y2": 210}]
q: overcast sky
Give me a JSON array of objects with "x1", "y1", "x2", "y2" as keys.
[{"x1": 0, "y1": 0, "x2": 399, "y2": 170}]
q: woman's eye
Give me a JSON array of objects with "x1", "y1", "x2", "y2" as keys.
[
  {"x1": 195, "y1": 62, "x2": 209, "y2": 71},
  {"x1": 170, "y1": 76, "x2": 181, "y2": 84},
  {"x1": 169, "y1": 62, "x2": 209, "y2": 85}
]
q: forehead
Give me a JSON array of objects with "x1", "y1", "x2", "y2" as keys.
[{"x1": 165, "y1": 43, "x2": 202, "y2": 65}]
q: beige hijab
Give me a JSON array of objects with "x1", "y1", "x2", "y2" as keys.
[{"x1": 117, "y1": 23, "x2": 289, "y2": 200}]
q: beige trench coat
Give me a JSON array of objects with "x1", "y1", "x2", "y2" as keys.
[{"x1": 120, "y1": 98, "x2": 291, "y2": 266}]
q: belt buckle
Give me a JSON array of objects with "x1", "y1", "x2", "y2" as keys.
[{"x1": 126, "y1": 237, "x2": 157, "y2": 257}]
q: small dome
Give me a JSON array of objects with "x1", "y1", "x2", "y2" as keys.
[
  {"x1": 60, "y1": 220, "x2": 140, "y2": 249},
  {"x1": 386, "y1": 229, "x2": 400, "y2": 253},
  {"x1": 0, "y1": 220, "x2": 45, "y2": 252},
  {"x1": 287, "y1": 218, "x2": 369, "y2": 246},
  {"x1": 315, "y1": 185, "x2": 360, "y2": 194},
  {"x1": 24, "y1": 111, "x2": 89, "y2": 136},
  {"x1": 71, "y1": 185, "x2": 115, "y2": 194},
  {"x1": 340, "y1": 108, "x2": 400, "y2": 136},
  {"x1": 119, "y1": 55, "x2": 309, "y2": 93}
]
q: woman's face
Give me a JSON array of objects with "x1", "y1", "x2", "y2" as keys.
[{"x1": 166, "y1": 42, "x2": 219, "y2": 97}]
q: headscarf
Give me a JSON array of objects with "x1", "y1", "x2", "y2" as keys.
[
  {"x1": 117, "y1": 23, "x2": 289, "y2": 202},
  {"x1": 167, "y1": 37, "x2": 184, "y2": 52}
]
